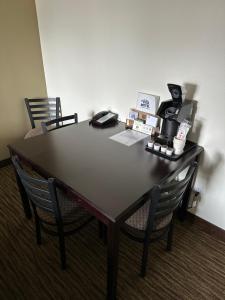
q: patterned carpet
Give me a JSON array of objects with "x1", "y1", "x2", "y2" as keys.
[{"x1": 1, "y1": 164, "x2": 225, "y2": 300}]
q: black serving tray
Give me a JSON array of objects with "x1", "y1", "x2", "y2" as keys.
[{"x1": 145, "y1": 140, "x2": 197, "y2": 161}]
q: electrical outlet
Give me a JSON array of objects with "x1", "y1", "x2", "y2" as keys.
[
  {"x1": 192, "y1": 199, "x2": 197, "y2": 208},
  {"x1": 194, "y1": 191, "x2": 201, "y2": 202},
  {"x1": 188, "y1": 190, "x2": 201, "y2": 209},
  {"x1": 194, "y1": 186, "x2": 201, "y2": 194}
]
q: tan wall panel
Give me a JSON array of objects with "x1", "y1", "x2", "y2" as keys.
[{"x1": 0, "y1": 0, "x2": 47, "y2": 160}]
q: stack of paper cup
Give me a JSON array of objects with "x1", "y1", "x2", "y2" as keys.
[{"x1": 173, "y1": 137, "x2": 186, "y2": 155}]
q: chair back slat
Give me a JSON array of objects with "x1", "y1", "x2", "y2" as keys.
[
  {"x1": 25, "y1": 189, "x2": 54, "y2": 211},
  {"x1": 31, "y1": 109, "x2": 57, "y2": 114},
  {"x1": 159, "y1": 183, "x2": 189, "y2": 204},
  {"x1": 21, "y1": 179, "x2": 51, "y2": 200},
  {"x1": 160, "y1": 170, "x2": 193, "y2": 193},
  {"x1": 155, "y1": 163, "x2": 196, "y2": 218},
  {"x1": 41, "y1": 114, "x2": 78, "y2": 133},
  {"x1": 30, "y1": 105, "x2": 57, "y2": 109},
  {"x1": 14, "y1": 163, "x2": 48, "y2": 188},
  {"x1": 33, "y1": 116, "x2": 57, "y2": 121},
  {"x1": 25, "y1": 97, "x2": 61, "y2": 128},
  {"x1": 11, "y1": 156, "x2": 57, "y2": 213},
  {"x1": 26, "y1": 98, "x2": 57, "y2": 102},
  {"x1": 145, "y1": 162, "x2": 197, "y2": 233},
  {"x1": 155, "y1": 198, "x2": 181, "y2": 218},
  {"x1": 157, "y1": 189, "x2": 185, "y2": 212}
]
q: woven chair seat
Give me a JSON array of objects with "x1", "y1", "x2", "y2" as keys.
[
  {"x1": 24, "y1": 127, "x2": 44, "y2": 139},
  {"x1": 125, "y1": 200, "x2": 172, "y2": 231},
  {"x1": 37, "y1": 189, "x2": 91, "y2": 226}
]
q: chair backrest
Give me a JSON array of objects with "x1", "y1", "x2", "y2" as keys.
[
  {"x1": 146, "y1": 162, "x2": 197, "y2": 233},
  {"x1": 41, "y1": 114, "x2": 78, "y2": 133},
  {"x1": 11, "y1": 156, "x2": 61, "y2": 219},
  {"x1": 25, "y1": 97, "x2": 62, "y2": 129}
]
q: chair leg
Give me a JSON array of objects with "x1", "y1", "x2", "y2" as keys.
[
  {"x1": 34, "y1": 212, "x2": 42, "y2": 245},
  {"x1": 57, "y1": 223, "x2": 66, "y2": 270},
  {"x1": 98, "y1": 221, "x2": 107, "y2": 244},
  {"x1": 35, "y1": 217, "x2": 41, "y2": 245},
  {"x1": 166, "y1": 221, "x2": 174, "y2": 251},
  {"x1": 140, "y1": 239, "x2": 149, "y2": 277},
  {"x1": 103, "y1": 224, "x2": 107, "y2": 245},
  {"x1": 98, "y1": 221, "x2": 104, "y2": 239}
]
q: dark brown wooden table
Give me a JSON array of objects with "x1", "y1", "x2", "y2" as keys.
[{"x1": 8, "y1": 120, "x2": 203, "y2": 300}]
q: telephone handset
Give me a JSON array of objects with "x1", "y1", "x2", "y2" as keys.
[{"x1": 90, "y1": 111, "x2": 118, "y2": 127}]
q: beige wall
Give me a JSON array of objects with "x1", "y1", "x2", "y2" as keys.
[{"x1": 0, "y1": 0, "x2": 47, "y2": 160}]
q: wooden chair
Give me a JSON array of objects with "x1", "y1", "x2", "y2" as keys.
[
  {"x1": 41, "y1": 114, "x2": 78, "y2": 133},
  {"x1": 24, "y1": 98, "x2": 62, "y2": 139},
  {"x1": 121, "y1": 162, "x2": 197, "y2": 277},
  {"x1": 25, "y1": 97, "x2": 62, "y2": 129},
  {"x1": 12, "y1": 155, "x2": 93, "y2": 270}
]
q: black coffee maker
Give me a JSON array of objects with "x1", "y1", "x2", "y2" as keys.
[{"x1": 157, "y1": 84, "x2": 193, "y2": 146}]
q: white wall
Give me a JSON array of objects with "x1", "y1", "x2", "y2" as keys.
[{"x1": 35, "y1": 0, "x2": 225, "y2": 229}]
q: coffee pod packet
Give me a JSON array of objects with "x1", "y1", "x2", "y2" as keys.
[{"x1": 176, "y1": 120, "x2": 191, "y2": 141}]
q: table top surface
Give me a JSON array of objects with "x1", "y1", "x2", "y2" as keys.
[{"x1": 9, "y1": 121, "x2": 203, "y2": 222}]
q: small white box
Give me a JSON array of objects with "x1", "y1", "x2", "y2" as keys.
[
  {"x1": 129, "y1": 110, "x2": 139, "y2": 120},
  {"x1": 146, "y1": 115, "x2": 159, "y2": 128},
  {"x1": 133, "y1": 120, "x2": 154, "y2": 135},
  {"x1": 136, "y1": 92, "x2": 160, "y2": 115}
]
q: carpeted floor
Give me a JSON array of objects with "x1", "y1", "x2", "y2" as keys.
[{"x1": 1, "y1": 165, "x2": 225, "y2": 300}]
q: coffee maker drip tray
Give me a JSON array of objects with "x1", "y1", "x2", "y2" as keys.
[{"x1": 145, "y1": 140, "x2": 197, "y2": 161}]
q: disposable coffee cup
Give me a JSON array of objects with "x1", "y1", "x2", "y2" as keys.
[
  {"x1": 166, "y1": 148, "x2": 173, "y2": 156},
  {"x1": 174, "y1": 148, "x2": 184, "y2": 155},
  {"x1": 148, "y1": 140, "x2": 154, "y2": 148},
  {"x1": 173, "y1": 137, "x2": 185, "y2": 155},
  {"x1": 161, "y1": 145, "x2": 167, "y2": 153},
  {"x1": 154, "y1": 143, "x2": 160, "y2": 151}
]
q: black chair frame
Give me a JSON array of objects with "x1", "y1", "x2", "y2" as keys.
[
  {"x1": 41, "y1": 114, "x2": 78, "y2": 133},
  {"x1": 25, "y1": 97, "x2": 62, "y2": 129},
  {"x1": 122, "y1": 162, "x2": 197, "y2": 277},
  {"x1": 12, "y1": 156, "x2": 92, "y2": 269}
]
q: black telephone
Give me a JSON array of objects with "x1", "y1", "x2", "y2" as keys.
[{"x1": 90, "y1": 111, "x2": 118, "y2": 127}]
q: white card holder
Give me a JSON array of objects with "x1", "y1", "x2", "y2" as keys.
[{"x1": 133, "y1": 120, "x2": 154, "y2": 135}]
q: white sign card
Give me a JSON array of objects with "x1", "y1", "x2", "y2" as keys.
[
  {"x1": 132, "y1": 120, "x2": 154, "y2": 135},
  {"x1": 109, "y1": 130, "x2": 147, "y2": 146},
  {"x1": 128, "y1": 110, "x2": 139, "y2": 120},
  {"x1": 145, "y1": 115, "x2": 159, "y2": 128},
  {"x1": 136, "y1": 92, "x2": 160, "y2": 114}
]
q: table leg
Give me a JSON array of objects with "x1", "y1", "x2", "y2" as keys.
[
  {"x1": 107, "y1": 222, "x2": 120, "y2": 300},
  {"x1": 178, "y1": 154, "x2": 201, "y2": 220}
]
